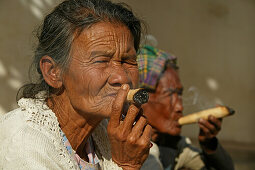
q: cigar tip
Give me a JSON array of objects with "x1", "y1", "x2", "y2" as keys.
[
  {"x1": 133, "y1": 89, "x2": 149, "y2": 105},
  {"x1": 225, "y1": 106, "x2": 235, "y2": 115}
]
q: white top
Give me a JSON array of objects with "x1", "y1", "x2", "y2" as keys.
[{"x1": 0, "y1": 96, "x2": 121, "y2": 170}]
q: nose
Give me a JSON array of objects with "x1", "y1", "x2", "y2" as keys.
[
  {"x1": 108, "y1": 63, "x2": 131, "y2": 87},
  {"x1": 172, "y1": 94, "x2": 183, "y2": 113}
]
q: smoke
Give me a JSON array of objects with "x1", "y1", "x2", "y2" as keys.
[
  {"x1": 182, "y1": 86, "x2": 224, "y2": 113},
  {"x1": 141, "y1": 34, "x2": 158, "y2": 47}
]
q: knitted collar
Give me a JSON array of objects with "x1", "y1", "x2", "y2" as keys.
[{"x1": 18, "y1": 94, "x2": 121, "y2": 169}]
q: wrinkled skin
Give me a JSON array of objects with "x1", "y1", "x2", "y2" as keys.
[
  {"x1": 108, "y1": 84, "x2": 152, "y2": 170},
  {"x1": 63, "y1": 22, "x2": 138, "y2": 121},
  {"x1": 41, "y1": 22, "x2": 151, "y2": 169},
  {"x1": 143, "y1": 67, "x2": 222, "y2": 153},
  {"x1": 143, "y1": 67, "x2": 183, "y2": 139}
]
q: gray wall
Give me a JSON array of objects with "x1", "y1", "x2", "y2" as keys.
[
  {"x1": 0, "y1": 0, "x2": 254, "y2": 144},
  {"x1": 114, "y1": 0, "x2": 255, "y2": 144}
]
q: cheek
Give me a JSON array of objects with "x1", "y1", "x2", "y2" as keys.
[
  {"x1": 159, "y1": 101, "x2": 178, "y2": 121},
  {"x1": 150, "y1": 103, "x2": 169, "y2": 120},
  {"x1": 63, "y1": 68, "x2": 86, "y2": 94},
  {"x1": 64, "y1": 65, "x2": 109, "y2": 97},
  {"x1": 82, "y1": 68, "x2": 109, "y2": 95},
  {"x1": 161, "y1": 107, "x2": 171, "y2": 119},
  {"x1": 159, "y1": 100, "x2": 172, "y2": 116}
]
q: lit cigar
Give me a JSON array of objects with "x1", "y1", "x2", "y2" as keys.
[
  {"x1": 126, "y1": 88, "x2": 149, "y2": 105},
  {"x1": 178, "y1": 106, "x2": 235, "y2": 125}
]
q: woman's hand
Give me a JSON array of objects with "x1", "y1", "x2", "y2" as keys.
[
  {"x1": 107, "y1": 84, "x2": 152, "y2": 170},
  {"x1": 198, "y1": 115, "x2": 222, "y2": 154}
]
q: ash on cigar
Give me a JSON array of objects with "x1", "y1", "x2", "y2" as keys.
[{"x1": 133, "y1": 90, "x2": 149, "y2": 105}]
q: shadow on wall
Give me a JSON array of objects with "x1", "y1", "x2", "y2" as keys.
[{"x1": 0, "y1": 0, "x2": 61, "y2": 115}]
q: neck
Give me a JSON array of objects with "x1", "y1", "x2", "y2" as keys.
[
  {"x1": 47, "y1": 91, "x2": 102, "y2": 156},
  {"x1": 156, "y1": 134, "x2": 181, "y2": 149}
]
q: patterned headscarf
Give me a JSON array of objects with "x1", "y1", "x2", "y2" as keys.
[{"x1": 137, "y1": 45, "x2": 177, "y2": 91}]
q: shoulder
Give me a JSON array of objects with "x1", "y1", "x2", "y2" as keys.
[
  {"x1": 0, "y1": 98, "x2": 78, "y2": 169},
  {"x1": 177, "y1": 136, "x2": 201, "y2": 152},
  {"x1": 175, "y1": 136, "x2": 205, "y2": 170},
  {"x1": 1, "y1": 109, "x2": 53, "y2": 167},
  {"x1": 0, "y1": 108, "x2": 25, "y2": 140},
  {"x1": 177, "y1": 136, "x2": 202, "y2": 157},
  {"x1": 0, "y1": 98, "x2": 57, "y2": 144}
]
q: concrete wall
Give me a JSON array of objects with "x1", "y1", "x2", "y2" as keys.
[
  {"x1": 0, "y1": 0, "x2": 61, "y2": 113},
  {"x1": 114, "y1": 0, "x2": 255, "y2": 144},
  {"x1": 1, "y1": 0, "x2": 254, "y2": 144}
]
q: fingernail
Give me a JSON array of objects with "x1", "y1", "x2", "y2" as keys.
[{"x1": 122, "y1": 84, "x2": 128, "y2": 90}]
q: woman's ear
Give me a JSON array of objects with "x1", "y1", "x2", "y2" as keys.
[{"x1": 40, "y1": 56, "x2": 63, "y2": 88}]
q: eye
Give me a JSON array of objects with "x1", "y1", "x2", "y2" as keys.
[
  {"x1": 122, "y1": 60, "x2": 138, "y2": 66},
  {"x1": 121, "y1": 57, "x2": 138, "y2": 66},
  {"x1": 94, "y1": 60, "x2": 108, "y2": 63},
  {"x1": 93, "y1": 57, "x2": 110, "y2": 64},
  {"x1": 177, "y1": 88, "x2": 183, "y2": 95},
  {"x1": 161, "y1": 89, "x2": 171, "y2": 96}
]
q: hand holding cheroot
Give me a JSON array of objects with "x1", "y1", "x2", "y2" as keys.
[{"x1": 107, "y1": 84, "x2": 152, "y2": 170}]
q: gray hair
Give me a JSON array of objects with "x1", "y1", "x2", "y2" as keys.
[{"x1": 17, "y1": 0, "x2": 144, "y2": 100}]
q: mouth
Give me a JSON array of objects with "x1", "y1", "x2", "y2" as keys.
[
  {"x1": 176, "y1": 113, "x2": 183, "y2": 126},
  {"x1": 177, "y1": 114, "x2": 183, "y2": 120}
]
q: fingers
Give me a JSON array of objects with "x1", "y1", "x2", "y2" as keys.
[
  {"x1": 109, "y1": 86, "x2": 152, "y2": 146},
  {"x1": 198, "y1": 115, "x2": 222, "y2": 137},
  {"x1": 208, "y1": 115, "x2": 222, "y2": 131},
  {"x1": 141, "y1": 123, "x2": 152, "y2": 141},
  {"x1": 122, "y1": 105, "x2": 140, "y2": 132},
  {"x1": 139, "y1": 124, "x2": 152, "y2": 149},
  {"x1": 199, "y1": 123, "x2": 214, "y2": 139},
  {"x1": 129, "y1": 121, "x2": 152, "y2": 151},
  {"x1": 119, "y1": 106, "x2": 152, "y2": 148},
  {"x1": 109, "y1": 84, "x2": 129, "y2": 128},
  {"x1": 129, "y1": 115, "x2": 148, "y2": 139},
  {"x1": 108, "y1": 88, "x2": 152, "y2": 168}
]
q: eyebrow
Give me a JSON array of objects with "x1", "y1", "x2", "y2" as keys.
[
  {"x1": 89, "y1": 50, "x2": 136, "y2": 59},
  {"x1": 122, "y1": 53, "x2": 137, "y2": 59},
  {"x1": 168, "y1": 87, "x2": 183, "y2": 94},
  {"x1": 89, "y1": 51, "x2": 114, "y2": 58},
  {"x1": 168, "y1": 87, "x2": 183, "y2": 90}
]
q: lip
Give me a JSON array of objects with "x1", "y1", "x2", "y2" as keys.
[
  {"x1": 176, "y1": 113, "x2": 183, "y2": 126},
  {"x1": 176, "y1": 113, "x2": 183, "y2": 119},
  {"x1": 176, "y1": 122, "x2": 182, "y2": 128}
]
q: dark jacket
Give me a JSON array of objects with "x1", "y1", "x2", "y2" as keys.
[{"x1": 157, "y1": 135, "x2": 234, "y2": 170}]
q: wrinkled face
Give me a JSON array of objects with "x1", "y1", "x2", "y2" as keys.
[
  {"x1": 143, "y1": 67, "x2": 183, "y2": 136},
  {"x1": 62, "y1": 22, "x2": 138, "y2": 120}
]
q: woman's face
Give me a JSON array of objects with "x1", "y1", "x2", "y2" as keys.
[
  {"x1": 62, "y1": 22, "x2": 138, "y2": 120},
  {"x1": 143, "y1": 67, "x2": 183, "y2": 136}
]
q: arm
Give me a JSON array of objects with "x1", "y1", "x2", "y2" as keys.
[
  {"x1": 198, "y1": 115, "x2": 234, "y2": 170},
  {"x1": 201, "y1": 138, "x2": 234, "y2": 170}
]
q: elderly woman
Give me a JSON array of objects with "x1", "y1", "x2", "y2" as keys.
[
  {"x1": 138, "y1": 46, "x2": 234, "y2": 170},
  {"x1": 0, "y1": 0, "x2": 152, "y2": 169}
]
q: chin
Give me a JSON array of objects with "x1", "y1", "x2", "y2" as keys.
[{"x1": 169, "y1": 127, "x2": 182, "y2": 136}]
